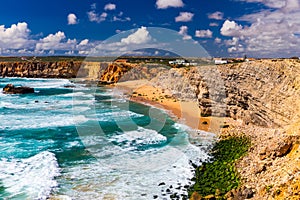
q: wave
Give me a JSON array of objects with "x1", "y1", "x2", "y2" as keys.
[
  {"x1": 0, "y1": 114, "x2": 88, "y2": 131},
  {"x1": 0, "y1": 78, "x2": 73, "y2": 89},
  {"x1": 110, "y1": 127, "x2": 167, "y2": 151},
  {"x1": 0, "y1": 151, "x2": 60, "y2": 200}
]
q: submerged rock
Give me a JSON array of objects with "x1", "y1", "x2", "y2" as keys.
[{"x1": 3, "y1": 84, "x2": 34, "y2": 94}]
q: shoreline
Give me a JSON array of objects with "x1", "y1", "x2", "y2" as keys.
[
  {"x1": 115, "y1": 79, "x2": 229, "y2": 134},
  {"x1": 115, "y1": 79, "x2": 300, "y2": 199}
]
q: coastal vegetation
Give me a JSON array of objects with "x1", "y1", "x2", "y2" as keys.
[{"x1": 188, "y1": 136, "x2": 251, "y2": 199}]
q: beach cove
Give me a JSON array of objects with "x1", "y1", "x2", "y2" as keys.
[{"x1": 1, "y1": 58, "x2": 300, "y2": 199}]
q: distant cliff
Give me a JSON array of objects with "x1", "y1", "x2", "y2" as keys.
[{"x1": 0, "y1": 61, "x2": 83, "y2": 78}]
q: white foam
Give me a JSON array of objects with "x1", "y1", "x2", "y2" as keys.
[
  {"x1": 0, "y1": 114, "x2": 88, "y2": 130},
  {"x1": 57, "y1": 138, "x2": 211, "y2": 200},
  {"x1": 96, "y1": 110, "x2": 144, "y2": 122},
  {"x1": 110, "y1": 127, "x2": 167, "y2": 150},
  {"x1": 0, "y1": 151, "x2": 60, "y2": 200}
]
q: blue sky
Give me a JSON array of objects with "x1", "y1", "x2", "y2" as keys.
[{"x1": 0, "y1": 0, "x2": 299, "y2": 58}]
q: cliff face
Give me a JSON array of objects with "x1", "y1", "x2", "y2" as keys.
[
  {"x1": 151, "y1": 59, "x2": 300, "y2": 199},
  {"x1": 152, "y1": 59, "x2": 300, "y2": 128},
  {"x1": 98, "y1": 62, "x2": 168, "y2": 84},
  {"x1": 0, "y1": 61, "x2": 83, "y2": 78}
]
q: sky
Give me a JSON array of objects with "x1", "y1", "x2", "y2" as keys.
[{"x1": 0, "y1": 0, "x2": 299, "y2": 58}]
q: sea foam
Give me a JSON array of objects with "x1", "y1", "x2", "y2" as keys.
[{"x1": 0, "y1": 151, "x2": 60, "y2": 200}]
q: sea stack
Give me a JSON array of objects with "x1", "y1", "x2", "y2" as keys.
[{"x1": 3, "y1": 84, "x2": 34, "y2": 94}]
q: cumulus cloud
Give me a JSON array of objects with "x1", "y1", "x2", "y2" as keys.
[
  {"x1": 175, "y1": 12, "x2": 194, "y2": 22},
  {"x1": 195, "y1": 29, "x2": 213, "y2": 38},
  {"x1": 220, "y1": 20, "x2": 243, "y2": 36},
  {"x1": 0, "y1": 21, "x2": 97, "y2": 55},
  {"x1": 35, "y1": 31, "x2": 66, "y2": 50},
  {"x1": 156, "y1": 0, "x2": 184, "y2": 9},
  {"x1": 121, "y1": 26, "x2": 151, "y2": 44},
  {"x1": 104, "y1": 3, "x2": 116, "y2": 11},
  {"x1": 220, "y1": 0, "x2": 300, "y2": 57},
  {"x1": 88, "y1": 11, "x2": 107, "y2": 23},
  {"x1": 79, "y1": 39, "x2": 89, "y2": 46},
  {"x1": 67, "y1": 13, "x2": 78, "y2": 25},
  {"x1": 208, "y1": 11, "x2": 224, "y2": 20},
  {"x1": 178, "y1": 26, "x2": 192, "y2": 40},
  {"x1": 0, "y1": 22, "x2": 31, "y2": 49}
]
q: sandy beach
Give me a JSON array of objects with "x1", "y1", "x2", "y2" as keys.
[{"x1": 115, "y1": 80, "x2": 228, "y2": 134}]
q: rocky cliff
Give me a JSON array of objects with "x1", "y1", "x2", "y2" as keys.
[
  {"x1": 0, "y1": 61, "x2": 84, "y2": 78},
  {"x1": 152, "y1": 59, "x2": 300, "y2": 129},
  {"x1": 98, "y1": 62, "x2": 168, "y2": 84},
  {"x1": 150, "y1": 59, "x2": 300, "y2": 199}
]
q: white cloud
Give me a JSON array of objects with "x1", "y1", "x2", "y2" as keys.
[
  {"x1": 35, "y1": 31, "x2": 66, "y2": 50},
  {"x1": 67, "y1": 13, "x2": 77, "y2": 25},
  {"x1": 104, "y1": 3, "x2": 116, "y2": 11},
  {"x1": 175, "y1": 12, "x2": 194, "y2": 22},
  {"x1": 0, "y1": 22, "x2": 31, "y2": 49},
  {"x1": 208, "y1": 11, "x2": 224, "y2": 20},
  {"x1": 87, "y1": 11, "x2": 107, "y2": 23},
  {"x1": 156, "y1": 0, "x2": 184, "y2": 9},
  {"x1": 238, "y1": 0, "x2": 286, "y2": 9},
  {"x1": 209, "y1": 22, "x2": 219, "y2": 27},
  {"x1": 178, "y1": 26, "x2": 192, "y2": 40},
  {"x1": 113, "y1": 16, "x2": 131, "y2": 22},
  {"x1": 121, "y1": 27, "x2": 151, "y2": 44},
  {"x1": 215, "y1": 37, "x2": 222, "y2": 43},
  {"x1": 220, "y1": 20, "x2": 243, "y2": 36},
  {"x1": 195, "y1": 29, "x2": 213, "y2": 38},
  {"x1": 0, "y1": 22, "x2": 98, "y2": 55},
  {"x1": 79, "y1": 39, "x2": 89, "y2": 46},
  {"x1": 219, "y1": 0, "x2": 300, "y2": 57}
]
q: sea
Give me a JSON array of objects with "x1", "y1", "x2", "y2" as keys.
[{"x1": 0, "y1": 78, "x2": 215, "y2": 200}]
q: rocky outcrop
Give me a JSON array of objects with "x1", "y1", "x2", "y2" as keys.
[
  {"x1": 3, "y1": 84, "x2": 34, "y2": 94},
  {"x1": 99, "y1": 63, "x2": 132, "y2": 84},
  {"x1": 0, "y1": 61, "x2": 82, "y2": 78},
  {"x1": 98, "y1": 63, "x2": 168, "y2": 84}
]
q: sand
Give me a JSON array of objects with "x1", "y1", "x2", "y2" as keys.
[{"x1": 115, "y1": 80, "x2": 228, "y2": 134}]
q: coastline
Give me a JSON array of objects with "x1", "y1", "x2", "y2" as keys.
[
  {"x1": 115, "y1": 78, "x2": 300, "y2": 200},
  {"x1": 115, "y1": 79, "x2": 229, "y2": 134}
]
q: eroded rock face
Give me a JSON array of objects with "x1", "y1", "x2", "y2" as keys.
[
  {"x1": 152, "y1": 59, "x2": 300, "y2": 128},
  {"x1": 3, "y1": 84, "x2": 34, "y2": 94},
  {"x1": 98, "y1": 63, "x2": 168, "y2": 84},
  {"x1": 0, "y1": 61, "x2": 82, "y2": 78}
]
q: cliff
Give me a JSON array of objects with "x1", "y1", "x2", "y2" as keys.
[
  {"x1": 152, "y1": 59, "x2": 300, "y2": 129},
  {"x1": 150, "y1": 59, "x2": 300, "y2": 199},
  {"x1": 98, "y1": 62, "x2": 168, "y2": 84},
  {"x1": 0, "y1": 61, "x2": 84, "y2": 78}
]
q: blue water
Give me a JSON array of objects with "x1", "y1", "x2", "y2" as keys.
[{"x1": 0, "y1": 78, "x2": 214, "y2": 200}]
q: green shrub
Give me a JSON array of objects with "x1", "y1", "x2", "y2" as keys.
[{"x1": 188, "y1": 136, "x2": 251, "y2": 198}]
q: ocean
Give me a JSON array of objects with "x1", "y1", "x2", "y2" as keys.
[{"x1": 0, "y1": 78, "x2": 215, "y2": 200}]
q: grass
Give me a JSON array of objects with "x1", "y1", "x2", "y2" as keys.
[{"x1": 188, "y1": 136, "x2": 251, "y2": 199}]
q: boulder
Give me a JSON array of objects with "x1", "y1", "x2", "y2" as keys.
[{"x1": 3, "y1": 84, "x2": 34, "y2": 94}]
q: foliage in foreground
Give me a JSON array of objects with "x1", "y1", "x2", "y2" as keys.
[{"x1": 188, "y1": 136, "x2": 251, "y2": 199}]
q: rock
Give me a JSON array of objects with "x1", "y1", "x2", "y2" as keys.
[
  {"x1": 254, "y1": 163, "x2": 266, "y2": 174},
  {"x1": 158, "y1": 182, "x2": 166, "y2": 186},
  {"x1": 275, "y1": 141, "x2": 292, "y2": 157},
  {"x1": 3, "y1": 84, "x2": 34, "y2": 94},
  {"x1": 190, "y1": 191, "x2": 202, "y2": 200},
  {"x1": 242, "y1": 188, "x2": 254, "y2": 198},
  {"x1": 203, "y1": 194, "x2": 215, "y2": 199}
]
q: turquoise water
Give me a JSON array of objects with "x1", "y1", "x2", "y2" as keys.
[{"x1": 0, "y1": 78, "x2": 214, "y2": 200}]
